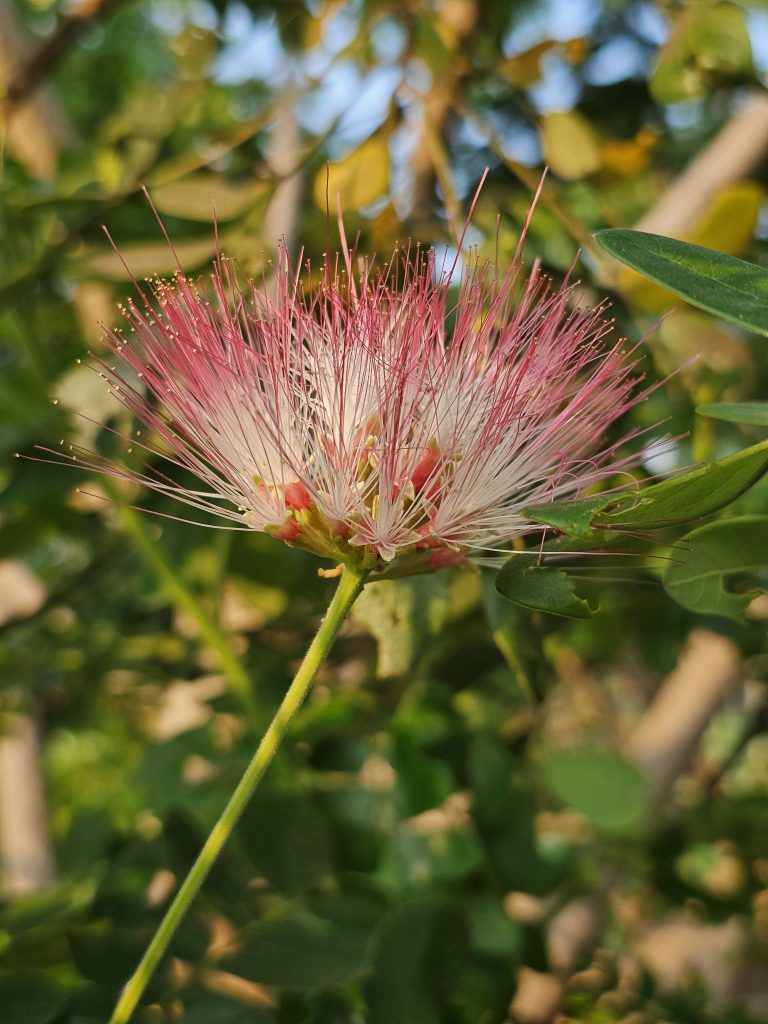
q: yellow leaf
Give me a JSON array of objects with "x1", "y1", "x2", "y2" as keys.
[
  {"x1": 688, "y1": 181, "x2": 763, "y2": 254},
  {"x1": 562, "y1": 37, "x2": 587, "y2": 64},
  {"x1": 313, "y1": 136, "x2": 389, "y2": 212},
  {"x1": 657, "y1": 311, "x2": 752, "y2": 386},
  {"x1": 600, "y1": 128, "x2": 656, "y2": 179},
  {"x1": 502, "y1": 40, "x2": 556, "y2": 87},
  {"x1": 540, "y1": 111, "x2": 601, "y2": 180}
]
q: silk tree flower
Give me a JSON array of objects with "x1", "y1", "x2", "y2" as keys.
[
  {"x1": 65, "y1": 229, "x2": 647, "y2": 576},
  {"x1": 57, "y1": 208, "x2": 655, "y2": 1024}
]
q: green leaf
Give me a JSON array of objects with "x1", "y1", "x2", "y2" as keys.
[
  {"x1": 238, "y1": 791, "x2": 335, "y2": 895},
  {"x1": 650, "y1": 11, "x2": 705, "y2": 103},
  {"x1": 687, "y1": 3, "x2": 753, "y2": 77},
  {"x1": 224, "y1": 910, "x2": 370, "y2": 990},
  {"x1": 594, "y1": 229, "x2": 768, "y2": 336},
  {"x1": 523, "y1": 443, "x2": 768, "y2": 537},
  {"x1": 496, "y1": 555, "x2": 595, "y2": 618},
  {"x1": 69, "y1": 931, "x2": 163, "y2": 994},
  {"x1": 180, "y1": 995, "x2": 274, "y2": 1023},
  {"x1": 697, "y1": 402, "x2": 768, "y2": 426},
  {"x1": 0, "y1": 974, "x2": 68, "y2": 1024},
  {"x1": 539, "y1": 748, "x2": 649, "y2": 834},
  {"x1": 599, "y1": 440, "x2": 768, "y2": 529},
  {"x1": 365, "y1": 900, "x2": 469, "y2": 1024},
  {"x1": 663, "y1": 516, "x2": 768, "y2": 622},
  {"x1": 351, "y1": 576, "x2": 450, "y2": 677}
]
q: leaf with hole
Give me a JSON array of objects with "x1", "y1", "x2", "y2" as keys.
[
  {"x1": 663, "y1": 516, "x2": 768, "y2": 622},
  {"x1": 496, "y1": 554, "x2": 595, "y2": 618}
]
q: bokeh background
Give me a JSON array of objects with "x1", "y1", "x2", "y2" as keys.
[{"x1": 2, "y1": 0, "x2": 768, "y2": 1021}]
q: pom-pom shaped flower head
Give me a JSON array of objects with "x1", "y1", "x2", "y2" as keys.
[{"x1": 74, "y1": 212, "x2": 646, "y2": 577}]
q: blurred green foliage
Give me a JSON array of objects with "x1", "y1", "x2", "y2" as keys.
[{"x1": 1, "y1": 0, "x2": 768, "y2": 1021}]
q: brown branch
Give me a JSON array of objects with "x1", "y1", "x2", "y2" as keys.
[
  {"x1": 1, "y1": 0, "x2": 128, "y2": 114},
  {"x1": 626, "y1": 628, "x2": 742, "y2": 805},
  {"x1": 0, "y1": 710, "x2": 57, "y2": 895},
  {"x1": 634, "y1": 92, "x2": 768, "y2": 236}
]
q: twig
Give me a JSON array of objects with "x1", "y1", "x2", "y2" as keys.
[
  {"x1": 626, "y1": 628, "x2": 742, "y2": 804},
  {"x1": 634, "y1": 93, "x2": 768, "y2": 237},
  {"x1": 0, "y1": 708, "x2": 57, "y2": 895},
  {"x1": 1, "y1": 0, "x2": 129, "y2": 114}
]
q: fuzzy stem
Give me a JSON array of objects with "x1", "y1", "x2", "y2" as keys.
[{"x1": 108, "y1": 563, "x2": 367, "y2": 1024}]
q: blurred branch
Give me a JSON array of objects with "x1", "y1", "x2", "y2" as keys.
[
  {"x1": 1, "y1": 0, "x2": 128, "y2": 115},
  {"x1": 0, "y1": 708, "x2": 57, "y2": 895},
  {"x1": 635, "y1": 93, "x2": 768, "y2": 237},
  {"x1": 262, "y1": 89, "x2": 303, "y2": 262},
  {"x1": 0, "y1": 0, "x2": 70, "y2": 177},
  {"x1": 423, "y1": 119, "x2": 464, "y2": 248},
  {"x1": 626, "y1": 628, "x2": 742, "y2": 805}
]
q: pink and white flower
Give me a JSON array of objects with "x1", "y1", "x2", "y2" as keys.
[{"x1": 61, "y1": 220, "x2": 649, "y2": 574}]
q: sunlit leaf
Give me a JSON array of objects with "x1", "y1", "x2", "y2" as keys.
[
  {"x1": 539, "y1": 111, "x2": 601, "y2": 179},
  {"x1": 650, "y1": 3, "x2": 753, "y2": 102},
  {"x1": 687, "y1": 2, "x2": 753, "y2": 77},
  {"x1": 594, "y1": 229, "x2": 768, "y2": 336},
  {"x1": 501, "y1": 40, "x2": 556, "y2": 86},
  {"x1": 663, "y1": 516, "x2": 768, "y2": 622},
  {"x1": 150, "y1": 174, "x2": 269, "y2": 221},
  {"x1": 313, "y1": 134, "x2": 389, "y2": 211},
  {"x1": 600, "y1": 127, "x2": 656, "y2": 178},
  {"x1": 80, "y1": 237, "x2": 218, "y2": 280},
  {"x1": 649, "y1": 10, "x2": 704, "y2": 103},
  {"x1": 687, "y1": 181, "x2": 763, "y2": 257}
]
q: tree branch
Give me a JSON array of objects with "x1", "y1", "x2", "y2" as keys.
[{"x1": 1, "y1": 0, "x2": 128, "y2": 114}]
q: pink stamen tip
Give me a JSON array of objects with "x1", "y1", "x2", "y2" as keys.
[{"x1": 285, "y1": 481, "x2": 312, "y2": 511}]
